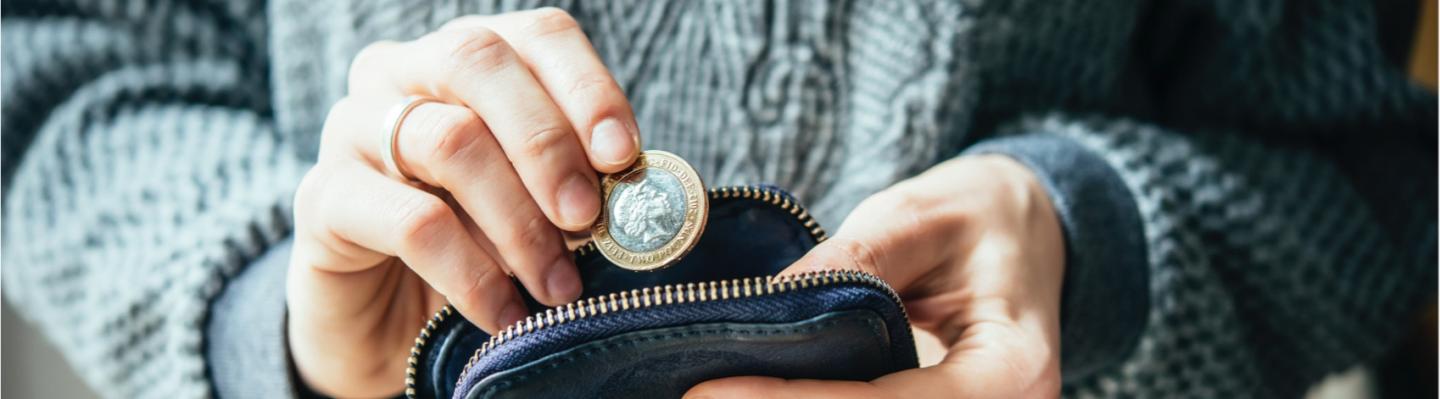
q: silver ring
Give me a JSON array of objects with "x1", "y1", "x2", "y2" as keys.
[{"x1": 381, "y1": 96, "x2": 436, "y2": 181}]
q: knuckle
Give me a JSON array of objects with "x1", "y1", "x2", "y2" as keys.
[
  {"x1": 292, "y1": 165, "x2": 331, "y2": 223},
  {"x1": 424, "y1": 109, "x2": 489, "y2": 165},
  {"x1": 317, "y1": 98, "x2": 356, "y2": 153},
  {"x1": 442, "y1": 28, "x2": 513, "y2": 76},
  {"x1": 348, "y1": 41, "x2": 396, "y2": 88},
  {"x1": 456, "y1": 265, "x2": 499, "y2": 309},
  {"x1": 524, "y1": 7, "x2": 580, "y2": 37},
  {"x1": 830, "y1": 238, "x2": 884, "y2": 277},
  {"x1": 865, "y1": 187, "x2": 922, "y2": 214},
  {"x1": 517, "y1": 126, "x2": 572, "y2": 159},
  {"x1": 293, "y1": 165, "x2": 352, "y2": 246},
  {"x1": 497, "y1": 216, "x2": 557, "y2": 256},
  {"x1": 395, "y1": 194, "x2": 454, "y2": 254},
  {"x1": 322, "y1": 97, "x2": 355, "y2": 125},
  {"x1": 351, "y1": 41, "x2": 392, "y2": 69},
  {"x1": 460, "y1": 262, "x2": 512, "y2": 321},
  {"x1": 866, "y1": 184, "x2": 964, "y2": 234},
  {"x1": 565, "y1": 73, "x2": 614, "y2": 100},
  {"x1": 439, "y1": 15, "x2": 485, "y2": 32}
]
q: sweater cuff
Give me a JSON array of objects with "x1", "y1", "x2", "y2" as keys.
[
  {"x1": 963, "y1": 133, "x2": 1149, "y2": 381},
  {"x1": 207, "y1": 238, "x2": 299, "y2": 397}
]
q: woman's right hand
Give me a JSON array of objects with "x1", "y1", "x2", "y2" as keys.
[{"x1": 285, "y1": 8, "x2": 639, "y2": 397}]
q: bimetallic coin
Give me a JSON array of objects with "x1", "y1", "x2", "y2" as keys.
[{"x1": 592, "y1": 150, "x2": 708, "y2": 271}]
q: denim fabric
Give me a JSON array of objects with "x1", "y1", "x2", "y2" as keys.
[{"x1": 208, "y1": 239, "x2": 297, "y2": 398}]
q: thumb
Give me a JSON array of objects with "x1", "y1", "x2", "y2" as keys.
[{"x1": 780, "y1": 190, "x2": 959, "y2": 290}]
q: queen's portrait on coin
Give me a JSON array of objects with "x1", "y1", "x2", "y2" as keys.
[{"x1": 610, "y1": 171, "x2": 685, "y2": 252}]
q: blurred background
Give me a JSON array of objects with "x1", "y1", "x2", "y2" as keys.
[{"x1": 4, "y1": 301, "x2": 98, "y2": 398}]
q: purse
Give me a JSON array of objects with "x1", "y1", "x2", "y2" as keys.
[{"x1": 405, "y1": 185, "x2": 918, "y2": 399}]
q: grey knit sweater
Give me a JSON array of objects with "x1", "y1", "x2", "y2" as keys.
[{"x1": 3, "y1": 0, "x2": 1434, "y2": 398}]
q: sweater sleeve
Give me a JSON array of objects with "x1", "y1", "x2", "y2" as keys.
[
  {"x1": 961, "y1": 134, "x2": 1150, "y2": 383},
  {"x1": 989, "y1": 114, "x2": 1435, "y2": 397},
  {"x1": 967, "y1": 0, "x2": 1436, "y2": 395},
  {"x1": 0, "y1": 1, "x2": 303, "y2": 396}
]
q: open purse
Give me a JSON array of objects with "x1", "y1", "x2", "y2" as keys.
[{"x1": 405, "y1": 186, "x2": 918, "y2": 399}]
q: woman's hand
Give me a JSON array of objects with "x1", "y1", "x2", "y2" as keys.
[
  {"x1": 687, "y1": 155, "x2": 1067, "y2": 398},
  {"x1": 286, "y1": 8, "x2": 638, "y2": 397}
]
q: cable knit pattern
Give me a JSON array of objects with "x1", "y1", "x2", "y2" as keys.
[
  {"x1": 3, "y1": 0, "x2": 1434, "y2": 397},
  {"x1": 270, "y1": 0, "x2": 972, "y2": 229},
  {"x1": 1011, "y1": 115, "x2": 1435, "y2": 397},
  {"x1": 2, "y1": 0, "x2": 302, "y2": 397},
  {"x1": 970, "y1": 0, "x2": 1439, "y2": 140}
]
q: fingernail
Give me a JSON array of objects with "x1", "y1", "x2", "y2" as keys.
[
  {"x1": 590, "y1": 118, "x2": 638, "y2": 167},
  {"x1": 546, "y1": 258, "x2": 582, "y2": 303},
  {"x1": 558, "y1": 174, "x2": 600, "y2": 227},
  {"x1": 497, "y1": 301, "x2": 528, "y2": 329}
]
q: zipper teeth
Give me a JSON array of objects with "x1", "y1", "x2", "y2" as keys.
[
  {"x1": 405, "y1": 305, "x2": 454, "y2": 398},
  {"x1": 405, "y1": 186, "x2": 845, "y2": 398},
  {"x1": 454, "y1": 269, "x2": 900, "y2": 387}
]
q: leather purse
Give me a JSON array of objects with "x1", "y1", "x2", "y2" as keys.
[{"x1": 405, "y1": 186, "x2": 918, "y2": 399}]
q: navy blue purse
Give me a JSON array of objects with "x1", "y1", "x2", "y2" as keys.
[{"x1": 405, "y1": 186, "x2": 918, "y2": 399}]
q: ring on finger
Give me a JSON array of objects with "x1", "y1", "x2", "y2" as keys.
[{"x1": 381, "y1": 95, "x2": 439, "y2": 182}]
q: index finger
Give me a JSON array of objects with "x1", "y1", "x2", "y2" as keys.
[
  {"x1": 349, "y1": 28, "x2": 600, "y2": 231},
  {"x1": 441, "y1": 8, "x2": 641, "y2": 173}
]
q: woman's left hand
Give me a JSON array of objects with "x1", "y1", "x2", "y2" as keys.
[{"x1": 685, "y1": 155, "x2": 1067, "y2": 398}]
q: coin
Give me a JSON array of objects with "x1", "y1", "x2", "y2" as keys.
[{"x1": 592, "y1": 150, "x2": 708, "y2": 271}]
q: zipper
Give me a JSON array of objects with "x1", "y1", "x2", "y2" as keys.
[{"x1": 404, "y1": 185, "x2": 901, "y2": 398}]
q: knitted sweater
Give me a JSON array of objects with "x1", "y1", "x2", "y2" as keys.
[{"x1": 2, "y1": 0, "x2": 1434, "y2": 398}]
